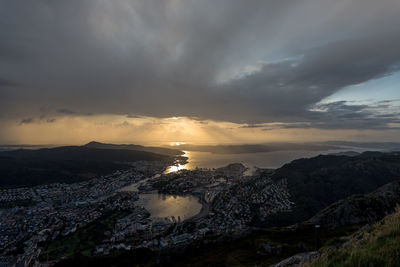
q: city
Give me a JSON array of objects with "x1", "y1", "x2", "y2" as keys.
[
  {"x1": 1, "y1": 0, "x2": 400, "y2": 265},
  {"x1": 0, "y1": 159, "x2": 295, "y2": 266}
]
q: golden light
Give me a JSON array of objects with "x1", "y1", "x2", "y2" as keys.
[
  {"x1": 164, "y1": 150, "x2": 189, "y2": 173},
  {"x1": 3, "y1": 113, "x2": 386, "y2": 146},
  {"x1": 164, "y1": 164, "x2": 186, "y2": 173},
  {"x1": 170, "y1": 141, "x2": 186, "y2": 146}
]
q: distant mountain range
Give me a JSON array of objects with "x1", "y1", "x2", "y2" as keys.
[
  {"x1": 0, "y1": 145, "x2": 170, "y2": 162},
  {"x1": 84, "y1": 141, "x2": 183, "y2": 156},
  {"x1": 323, "y1": 141, "x2": 400, "y2": 150},
  {"x1": 175, "y1": 141, "x2": 400, "y2": 154},
  {"x1": 2, "y1": 140, "x2": 399, "y2": 154},
  {"x1": 176, "y1": 143, "x2": 338, "y2": 154},
  {"x1": 0, "y1": 142, "x2": 179, "y2": 188}
]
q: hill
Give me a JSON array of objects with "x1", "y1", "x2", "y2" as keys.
[
  {"x1": 0, "y1": 145, "x2": 169, "y2": 162},
  {"x1": 0, "y1": 145, "x2": 170, "y2": 188},
  {"x1": 309, "y1": 206, "x2": 400, "y2": 267},
  {"x1": 84, "y1": 141, "x2": 183, "y2": 156},
  {"x1": 268, "y1": 151, "x2": 400, "y2": 226},
  {"x1": 304, "y1": 180, "x2": 400, "y2": 228}
]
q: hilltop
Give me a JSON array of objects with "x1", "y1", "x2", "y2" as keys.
[
  {"x1": 0, "y1": 145, "x2": 169, "y2": 162},
  {"x1": 84, "y1": 141, "x2": 183, "y2": 156},
  {"x1": 305, "y1": 180, "x2": 400, "y2": 228},
  {"x1": 0, "y1": 144, "x2": 174, "y2": 188}
]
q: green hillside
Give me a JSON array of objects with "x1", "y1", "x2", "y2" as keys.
[{"x1": 310, "y1": 206, "x2": 400, "y2": 267}]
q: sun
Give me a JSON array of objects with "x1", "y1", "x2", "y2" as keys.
[{"x1": 171, "y1": 142, "x2": 186, "y2": 146}]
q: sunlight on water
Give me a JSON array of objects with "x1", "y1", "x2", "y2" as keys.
[
  {"x1": 164, "y1": 150, "x2": 190, "y2": 173},
  {"x1": 163, "y1": 149, "x2": 345, "y2": 174},
  {"x1": 165, "y1": 164, "x2": 186, "y2": 173}
]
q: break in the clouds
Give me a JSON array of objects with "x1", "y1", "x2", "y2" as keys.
[{"x1": 1, "y1": 0, "x2": 400, "y2": 138}]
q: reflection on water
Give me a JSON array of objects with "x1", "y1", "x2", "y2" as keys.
[
  {"x1": 165, "y1": 164, "x2": 186, "y2": 173},
  {"x1": 164, "y1": 151, "x2": 189, "y2": 173},
  {"x1": 163, "y1": 149, "x2": 341, "y2": 174},
  {"x1": 136, "y1": 193, "x2": 201, "y2": 220},
  {"x1": 178, "y1": 150, "x2": 346, "y2": 169},
  {"x1": 119, "y1": 174, "x2": 160, "y2": 192}
]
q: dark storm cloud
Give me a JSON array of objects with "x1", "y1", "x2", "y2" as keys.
[
  {"x1": 240, "y1": 124, "x2": 267, "y2": 129},
  {"x1": 1, "y1": 0, "x2": 400, "y2": 128},
  {"x1": 284, "y1": 101, "x2": 399, "y2": 130},
  {"x1": 240, "y1": 100, "x2": 400, "y2": 130},
  {"x1": 126, "y1": 115, "x2": 143, "y2": 119},
  {"x1": 318, "y1": 101, "x2": 400, "y2": 130},
  {"x1": 19, "y1": 118, "x2": 35, "y2": 125},
  {"x1": 0, "y1": 78, "x2": 16, "y2": 87},
  {"x1": 56, "y1": 109, "x2": 76, "y2": 115}
]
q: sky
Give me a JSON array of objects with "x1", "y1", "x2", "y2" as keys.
[{"x1": 1, "y1": 0, "x2": 400, "y2": 145}]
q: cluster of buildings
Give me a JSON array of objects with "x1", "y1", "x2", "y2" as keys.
[
  {"x1": 108, "y1": 163, "x2": 293, "y2": 248},
  {"x1": 0, "y1": 188, "x2": 39, "y2": 203},
  {"x1": 0, "y1": 160, "x2": 296, "y2": 266},
  {"x1": 209, "y1": 176, "x2": 293, "y2": 232},
  {"x1": 0, "y1": 161, "x2": 166, "y2": 266},
  {"x1": 144, "y1": 163, "x2": 248, "y2": 196},
  {"x1": 93, "y1": 163, "x2": 294, "y2": 253},
  {"x1": 94, "y1": 214, "x2": 211, "y2": 255}
]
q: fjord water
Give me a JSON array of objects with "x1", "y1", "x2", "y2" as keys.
[{"x1": 178, "y1": 149, "x2": 343, "y2": 170}]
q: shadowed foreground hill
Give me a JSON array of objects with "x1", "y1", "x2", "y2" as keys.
[
  {"x1": 0, "y1": 146, "x2": 170, "y2": 188},
  {"x1": 304, "y1": 180, "x2": 400, "y2": 228},
  {"x1": 269, "y1": 151, "x2": 400, "y2": 226},
  {"x1": 310, "y1": 206, "x2": 400, "y2": 267}
]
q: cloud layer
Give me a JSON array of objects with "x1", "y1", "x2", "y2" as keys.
[{"x1": 1, "y1": 0, "x2": 400, "y2": 133}]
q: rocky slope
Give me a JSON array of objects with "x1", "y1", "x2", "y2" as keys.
[
  {"x1": 269, "y1": 151, "x2": 400, "y2": 226},
  {"x1": 304, "y1": 180, "x2": 400, "y2": 228},
  {"x1": 309, "y1": 205, "x2": 400, "y2": 267}
]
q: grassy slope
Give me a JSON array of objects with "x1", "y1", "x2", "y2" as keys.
[{"x1": 310, "y1": 207, "x2": 400, "y2": 267}]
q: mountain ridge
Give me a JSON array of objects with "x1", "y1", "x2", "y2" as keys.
[
  {"x1": 266, "y1": 151, "x2": 400, "y2": 226},
  {"x1": 0, "y1": 144, "x2": 173, "y2": 188},
  {"x1": 83, "y1": 141, "x2": 183, "y2": 156}
]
